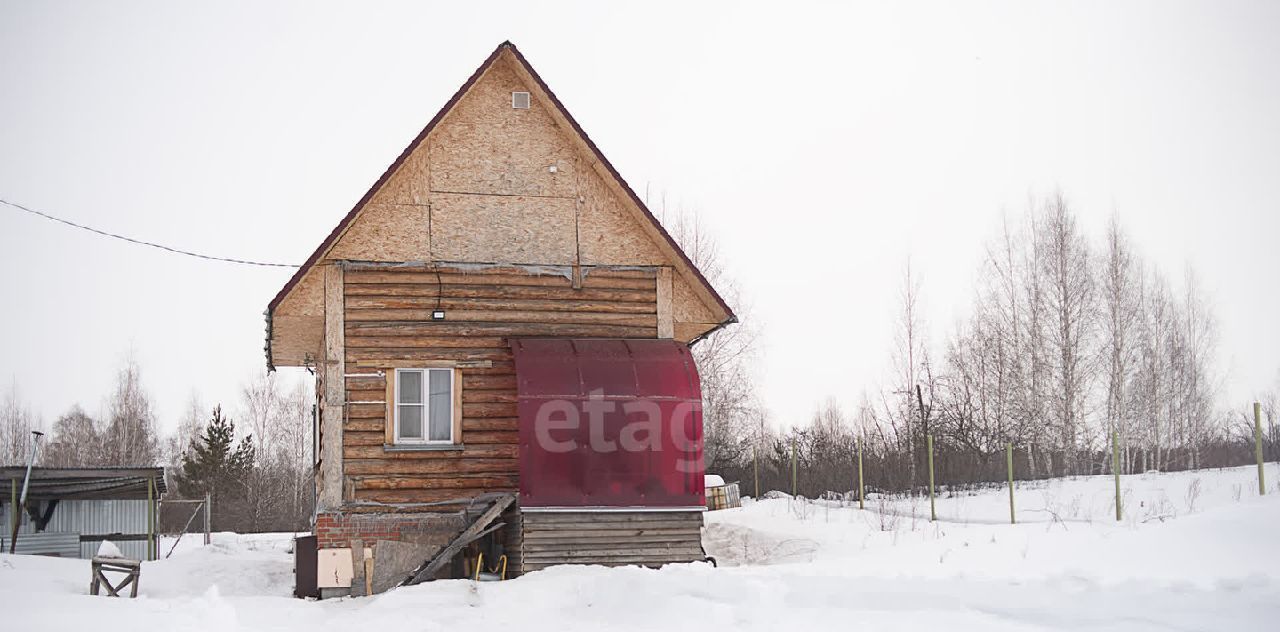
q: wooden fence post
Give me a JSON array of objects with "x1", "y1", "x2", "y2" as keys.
[
  {"x1": 927, "y1": 434, "x2": 936, "y2": 522},
  {"x1": 1007, "y1": 442, "x2": 1015, "y2": 525},
  {"x1": 1112, "y1": 431, "x2": 1122, "y2": 521},
  {"x1": 1256, "y1": 402, "x2": 1267, "y2": 496},
  {"x1": 857, "y1": 435, "x2": 865, "y2": 510}
]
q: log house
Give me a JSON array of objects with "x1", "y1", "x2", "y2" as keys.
[{"x1": 265, "y1": 41, "x2": 734, "y2": 595}]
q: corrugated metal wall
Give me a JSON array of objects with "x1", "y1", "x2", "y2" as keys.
[
  {"x1": 5, "y1": 531, "x2": 80, "y2": 557},
  {"x1": 1, "y1": 499, "x2": 150, "y2": 560}
]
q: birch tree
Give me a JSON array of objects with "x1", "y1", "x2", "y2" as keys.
[
  {"x1": 1173, "y1": 269, "x2": 1218, "y2": 468},
  {"x1": 1100, "y1": 216, "x2": 1141, "y2": 472},
  {"x1": 1133, "y1": 271, "x2": 1174, "y2": 470},
  {"x1": 1035, "y1": 193, "x2": 1095, "y2": 475},
  {"x1": 885, "y1": 261, "x2": 932, "y2": 488}
]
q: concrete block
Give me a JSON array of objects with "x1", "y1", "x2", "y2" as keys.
[{"x1": 371, "y1": 539, "x2": 440, "y2": 594}]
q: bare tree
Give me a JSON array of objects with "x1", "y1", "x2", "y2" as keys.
[
  {"x1": 883, "y1": 260, "x2": 933, "y2": 489},
  {"x1": 42, "y1": 405, "x2": 102, "y2": 467},
  {"x1": 0, "y1": 380, "x2": 38, "y2": 466},
  {"x1": 164, "y1": 391, "x2": 207, "y2": 468},
  {"x1": 1134, "y1": 270, "x2": 1173, "y2": 471},
  {"x1": 237, "y1": 371, "x2": 314, "y2": 531},
  {"x1": 1100, "y1": 216, "x2": 1141, "y2": 472},
  {"x1": 663, "y1": 206, "x2": 761, "y2": 474},
  {"x1": 939, "y1": 214, "x2": 1041, "y2": 460},
  {"x1": 1172, "y1": 268, "x2": 1219, "y2": 468},
  {"x1": 1018, "y1": 205, "x2": 1052, "y2": 476},
  {"x1": 100, "y1": 357, "x2": 161, "y2": 466},
  {"x1": 1035, "y1": 193, "x2": 1096, "y2": 475},
  {"x1": 940, "y1": 315, "x2": 1013, "y2": 458}
]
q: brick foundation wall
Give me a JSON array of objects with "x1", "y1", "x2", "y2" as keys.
[{"x1": 315, "y1": 511, "x2": 465, "y2": 549}]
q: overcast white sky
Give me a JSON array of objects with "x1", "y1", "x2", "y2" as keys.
[{"x1": 1, "y1": 1, "x2": 1277, "y2": 434}]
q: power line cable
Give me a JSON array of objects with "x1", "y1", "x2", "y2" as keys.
[{"x1": 1, "y1": 197, "x2": 300, "y2": 268}]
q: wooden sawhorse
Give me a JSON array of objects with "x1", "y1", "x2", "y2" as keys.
[{"x1": 90, "y1": 557, "x2": 141, "y2": 598}]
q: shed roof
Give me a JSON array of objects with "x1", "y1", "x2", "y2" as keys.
[{"x1": 0, "y1": 467, "x2": 166, "y2": 501}]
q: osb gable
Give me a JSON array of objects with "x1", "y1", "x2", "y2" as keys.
[
  {"x1": 327, "y1": 203, "x2": 431, "y2": 261},
  {"x1": 367, "y1": 147, "x2": 430, "y2": 206},
  {"x1": 673, "y1": 273, "x2": 716, "y2": 324},
  {"x1": 577, "y1": 163, "x2": 666, "y2": 266},
  {"x1": 271, "y1": 268, "x2": 324, "y2": 366},
  {"x1": 318, "y1": 52, "x2": 669, "y2": 269},
  {"x1": 428, "y1": 58, "x2": 579, "y2": 198},
  {"x1": 267, "y1": 42, "x2": 734, "y2": 367},
  {"x1": 277, "y1": 268, "x2": 323, "y2": 316},
  {"x1": 430, "y1": 193, "x2": 577, "y2": 264},
  {"x1": 673, "y1": 272, "x2": 719, "y2": 341}
]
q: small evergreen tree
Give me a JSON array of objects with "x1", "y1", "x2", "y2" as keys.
[{"x1": 174, "y1": 406, "x2": 255, "y2": 529}]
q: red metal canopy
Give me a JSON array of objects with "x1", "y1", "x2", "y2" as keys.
[{"x1": 511, "y1": 339, "x2": 705, "y2": 508}]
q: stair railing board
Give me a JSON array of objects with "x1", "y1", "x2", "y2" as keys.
[{"x1": 401, "y1": 493, "x2": 515, "y2": 586}]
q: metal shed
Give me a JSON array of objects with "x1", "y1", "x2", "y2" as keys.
[{"x1": 1, "y1": 467, "x2": 165, "y2": 560}]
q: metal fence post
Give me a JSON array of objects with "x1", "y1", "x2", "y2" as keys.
[
  {"x1": 927, "y1": 434, "x2": 936, "y2": 522},
  {"x1": 1113, "y1": 431, "x2": 1122, "y2": 521},
  {"x1": 791, "y1": 437, "x2": 797, "y2": 497},
  {"x1": 1007, "y1": 442, "x2": 1015, "y2": 525},
  {"x1": 1256, "y1": 402, "x2": 1267, "y2": 496},
  {"x1": 753, "y1": 443, "x2": 759, "y2": 499},
  {"x1": 857, "y1": 435, "x2": 865, "y2": 510},
  {"x1": 147, "y1": 477, "x2": 156, "y2": 561},
  {"x1": 204, "y1": 492, "x2": 212, "y2": 545},
  {"x1": 8, "y1": 479, "x2": 15, "y2": 543}
]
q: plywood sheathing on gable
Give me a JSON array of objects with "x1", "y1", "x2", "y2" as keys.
[
  {"x1": 271, "y1": 268, "x2": 324, "y2": 366},
  {"x1": 672, "y1": 272, "x2": 719, "y2": 341},
  {"x1": 278, "y1": 267, "x2": 325, "y2": 316},
  {"x1": 430, "y1": 193, "x2": 577, "y2": 264},
  {"x1": 323, "y1": 53, "x2": 662, "y2": 269},
  {"x1": 367, "y1": 144, "x2": 432, "y2": 207},
  {"x1": 270, "y1": 315, "x2": 323, "y2": 366},
  {"x1": 328, "y1": 203, "x2": 432, "y2": 262},
  {"x1": 266, "y1": 43, "x2": 735, "y2": 367},
  {"x1": 429, "y1": 60, "x2": 578, "y2": 199},
  {"x1": 576, "y1": 162, "x2": 666, "y2": 266},
  {"x1": 500, "y1": 47, "x2": 730, "y2": 326}
]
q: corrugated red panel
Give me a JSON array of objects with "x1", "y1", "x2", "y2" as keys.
[{"x1": 512, "y1": 339, "x2": 705, "y2": 508}]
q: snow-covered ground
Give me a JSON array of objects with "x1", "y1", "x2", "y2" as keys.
[{"x1": 2, "y1": 464, "x2": 1277, "y2": 631}]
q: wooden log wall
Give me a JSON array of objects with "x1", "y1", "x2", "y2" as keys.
[
  {"x1": 516, "y1": 510, "x2": 705, "y2": 573},
  {"x1": 340, "y1": 264, "x2": 659, "y2": 505}
]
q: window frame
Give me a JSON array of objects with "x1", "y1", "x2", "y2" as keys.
[{"x1": 390, "y1": 367, "x2": 458, "y2": 446}]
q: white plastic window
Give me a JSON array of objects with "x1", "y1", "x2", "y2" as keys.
[{"x1": 395, "y1": 368, "x2": 454, "y2": 443}]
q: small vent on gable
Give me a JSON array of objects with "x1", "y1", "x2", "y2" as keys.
[{"x1": 512, "y1": 91, "x2": 531, "y2": 109}]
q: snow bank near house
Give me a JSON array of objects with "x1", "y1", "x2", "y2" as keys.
[{"x1": 1, "y1": 465, "x2": 1277, "y2": 631}]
